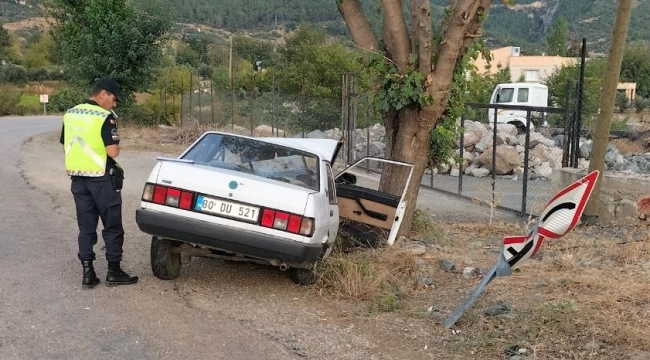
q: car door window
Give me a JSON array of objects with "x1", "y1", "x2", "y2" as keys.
[
  {"x1": 326, "y1": 164, "x2": 336, "y2": 204},
  {"x1": 517, "y1": 88, "x2": 529, "y2": 102}
]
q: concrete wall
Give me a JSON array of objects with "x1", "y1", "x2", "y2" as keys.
[{"x1": 551, "y1": 168, "x2": 650, "y2": 224}]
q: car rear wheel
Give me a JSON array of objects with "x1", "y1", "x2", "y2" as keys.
[
  {"x1": 290, "y1": 267, "x2": 317, "y2": 286},
  {"x1": 151, "y1": 236, "x2": 182, "y2": 280}
]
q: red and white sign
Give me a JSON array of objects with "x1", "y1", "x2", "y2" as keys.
[{"x1": 502, "y1": 170, "x2": 599, "y2": 269}]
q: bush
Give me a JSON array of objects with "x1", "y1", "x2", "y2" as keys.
[
  {"x1": 0, "y1": 64, "x2": 28, "y2": 83},
  {"x1": 616, "y1": 91, "x2": 630, "y2": 113},
  {"x1": 49, "y1": 87, "x2": 87, "y2": 112},
  {"x1": 17, "y1": 94, "x2": 42, "y2": 115},
  {"x1": 47, "y1": 68, "x2": 67, "y2": 81},
  {"x1": 634, "y1": 96, "x2": 649, "y2": 113},
  {"x1": 117, "y1": 103, "x2": 157, "y2": 126},
  {"x1": 0, "y1": 87, "x2": 21, "y2": 115},
  {"x1": 27, "y1": 67, "x2": 49, "y2": 82}
]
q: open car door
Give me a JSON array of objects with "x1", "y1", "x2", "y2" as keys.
[{"x1": 334, "y1": 157, "x2": 414, "y2": 247}]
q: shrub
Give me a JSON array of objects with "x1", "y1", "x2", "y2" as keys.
[
  {"x1": 49, "y1": 87, "x2": 87, "y2": 112},
  {"x1": 117, "y1": 103, "x2": 157, "y2": 126},
  {"x1": 17, "y1": 94, "x2": 42, "y2": 115},
  {"x1": 27, "y1": 67, "x2": 49, "y2": 82},
  {"x1": 616, "y1": 91, "x2": 630, "y2": 113},
  {"x1": 0, "y1": 64, "x2": 28, "y2": 83},
  {"x1": 634, "y1": 97, "x2": 649, "y2": 113},
  {"x1": 0, "y1": 87, "x2": 21, "y2": 115},
  {"x1": 47, "y1": 68, "x2": 67, "y2": 81}
]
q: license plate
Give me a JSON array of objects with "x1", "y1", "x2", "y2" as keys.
[{"x1": 195, "y1": 195, "x2": 259, "y2": 222}]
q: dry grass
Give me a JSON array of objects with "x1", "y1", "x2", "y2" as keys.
[
  {"x1": 610, "y1": 138, "x2": 645, "y2": 155},
  {"x1": 316, "y1": 217, "x2": 650, "y2": 359}
]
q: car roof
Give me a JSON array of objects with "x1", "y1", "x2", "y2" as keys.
[{"x1": 202, "y1": 131, "x2": 340, "y2": 162}]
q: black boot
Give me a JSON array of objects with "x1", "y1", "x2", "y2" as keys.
[
  {"x1": 81, "y1": 260, "x2": 100, "y2": 289},
  {"x1": 106, "y1": 262, "x2": 138, "y2": 286}
]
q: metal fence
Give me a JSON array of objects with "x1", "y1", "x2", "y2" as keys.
[
  {"x1": 342, "y1": 102, "x2": 571, "y2": 218},
  {"x1": 160, "y1": 82, "x2": 343, "y2": 138}
]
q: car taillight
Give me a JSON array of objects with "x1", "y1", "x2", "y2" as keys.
[
  {"x1": 165, "y1": 188, "x2": 181, "y2": 207},
  {"x1": 153, "y1": 185, "x2": 167, "y2": 204},
  {"x1": 142, "y1": 183, "x2": 155, "y2": 201},
  {"x1": 260, "y1": 208, "x2": 314, "y2": 236},
  {"x1": 143, "y1": 183, "x2": 195, "y2": 211},
  {"x1": 179, "y1": 192, "x2": 194, "y2": 210}
]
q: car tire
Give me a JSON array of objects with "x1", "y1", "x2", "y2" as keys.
[
  {"x1": 290, "y1": 267, "x2": 317, "y2": 286},
  {"x1": 151, "y1": 236, "x2": 182, "y2": 280}
]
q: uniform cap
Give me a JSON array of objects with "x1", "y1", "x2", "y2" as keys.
[{"x1": 94, "y1": 78, "x2": 123, "y2": 103}]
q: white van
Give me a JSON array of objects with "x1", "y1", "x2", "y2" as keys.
[{"x1": 488, "y1": 82, "x2": 548, "y2": 131}]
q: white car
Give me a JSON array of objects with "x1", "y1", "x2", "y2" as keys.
[
  {"x1": 136, "y1": 131, "x2": 342, "y2": 285},
  {"x1": 136, "y1": 131, "x2": 414, "y2": 285}
]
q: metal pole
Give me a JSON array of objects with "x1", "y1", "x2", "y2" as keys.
[
  {"x1": 211, "y1": 77, "x2": 215, "y2": 126},
  {"x1": 459, "y1": 111, "x2": 465, "y2": 195},
  {"x1": 172, "y1": 74, "x2": 175, "y2": 124},
  {"x1": 522, "y1": 110, "x2": 532, "y2": 216},
  {"x1": 189, "y1": 71, "x2": 193, "y2": 122},
  {"x1": 198, "y1": 71, "x2": 202, "y2": 124},
  {"x1": 562, "y1": 81, "x2": 572, "y2": 167},
  {"x1": 491, "y1": 103, "x2": 498, "y2": 207},
  {"x1": 571, "y1": 82, "x2": 581, "y2": 167}
]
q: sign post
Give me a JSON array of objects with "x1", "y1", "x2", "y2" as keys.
[
  {"x1": 40, "y1": 94, "x2": 49, "y2": 115},
  {"x1": 443, "y1": 171, "x2": 600, "y2": 329}
]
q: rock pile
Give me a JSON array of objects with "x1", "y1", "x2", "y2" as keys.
[{"x1": 296, "y1": 121, "x2": 650, "y2": 179}]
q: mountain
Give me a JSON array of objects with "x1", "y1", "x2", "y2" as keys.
[{"x1": 2, "y1": 0, "x2": 650, "y2": 54}]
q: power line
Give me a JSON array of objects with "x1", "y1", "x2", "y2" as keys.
[{"x1": 230, "y1": 0, "x2": 297, "y2": 30}]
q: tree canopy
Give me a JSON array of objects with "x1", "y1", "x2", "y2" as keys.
[{"x1": 46, "y1": 0, "x2": 173, "y2": 98}]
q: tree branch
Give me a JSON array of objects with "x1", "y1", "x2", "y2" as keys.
[
  {"x1": 410, "y1": 0, "x2": 419, "y2": 56},
  {"x1": 417, "y1": 0, "x2": 432, "y2": 73},
  {"x1": 429, "y1": 0, "x2": 492, "y2": 106},
  {"x1": 380, "y1": 0, "x2": 412, "y2": 70},
  {"x1": 337, "y1": 0, "x2": 379, "y2": 51}
]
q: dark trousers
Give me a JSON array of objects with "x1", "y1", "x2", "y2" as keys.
[{"x1": 71, "y1": 175, "x2": 124, "y2": 262}]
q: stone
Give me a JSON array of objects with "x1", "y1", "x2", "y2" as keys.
[
  {"x1": 440, "y1": 259, "x2": 457, "y2": 273},
  {"x1": 402, "y1": 243, "x2": 426, "y2": 256},
  {"x1": 477, "y1": 145, "x2": 521, "y2": 175},
  {"x1": 470, "y1": 167, "x2": 490, "y2": 177},
  {"x1": 535, "y1": 162, "x2": 553, "y2": 178},
  {"x1": 497, "y1": 123, "x2": 519, "y2": 137},
  {"x1": 462, "y1": 267, "x2": 477, "y2": 279},
  {"x1": 580, "y1": 140, "x2": 592, "y2": 160},
  {"x1": 484, "y1": 301, "x2": 512, "y2": 316}
]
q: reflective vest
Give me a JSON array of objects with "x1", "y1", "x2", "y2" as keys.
[{"x1": 63, "y1": 104, "x2": 110, "y2": 177}]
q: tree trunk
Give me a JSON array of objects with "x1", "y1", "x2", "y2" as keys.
[
  {"x1": 338, "y1": 0, "x2": 495, "y2": 237},
  {"x1": 380, "y1": 104, "x2": 441, "y2": 236}
]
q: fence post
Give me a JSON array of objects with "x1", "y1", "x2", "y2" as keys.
[
  {"x1": 458, "y1": 109, "x2": 466, "y2": 195},
  {"x1": 491, "y1": 104, "x2": 498, "y2": 208},
  {"x1": 521, "y1": 110, "x2": 532, "y2": 216},
  {"x1": 189, "y1": 71, "x2": 193, "y2": 123},
  {"x1": 562, "y1": 81, "x2": 572, "y2": 167},
  {"x1": 198, "y1": 73, "x2": 202, "y2": 124},
  {"x1": 210, "y1": 77, "x2": 215, "y2": 127}
]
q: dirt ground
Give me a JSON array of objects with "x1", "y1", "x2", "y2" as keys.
[{"x1": 22, "y1": 126, "x2": 650, "y2": 360}]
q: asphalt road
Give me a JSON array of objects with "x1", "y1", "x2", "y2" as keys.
[{"x1": 0, "y1": 116, "x2": 296, "y2": 360}]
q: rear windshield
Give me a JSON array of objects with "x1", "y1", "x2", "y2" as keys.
[{"x1": 181, "y1": 133, "x2": 319, "y2": 191}]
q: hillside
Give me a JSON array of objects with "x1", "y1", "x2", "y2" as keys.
[{"x1": 2, "y1": 0, "x2": 650, "y2": 53}]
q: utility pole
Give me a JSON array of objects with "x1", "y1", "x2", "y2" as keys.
[{"x1": 584, "y1": 0, "x2": 633, "y2": 220}]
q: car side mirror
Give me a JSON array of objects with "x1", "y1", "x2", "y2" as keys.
[{"x1": 335, "y1": 172, "x2": 356, "y2": 185}]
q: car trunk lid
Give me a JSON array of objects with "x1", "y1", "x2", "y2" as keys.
[{"x1": 155, "y1": 160, "x2": 313, "y2": 216}]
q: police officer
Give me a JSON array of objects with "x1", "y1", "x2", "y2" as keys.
[{"x1": 60, "y1": 78, "x2": 138, "y2": 289}]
